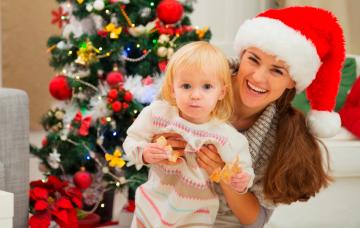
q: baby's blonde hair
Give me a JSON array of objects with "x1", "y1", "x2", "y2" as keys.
[{"x1": 160, "y1": 41, "x2": 233, "y2": 122}]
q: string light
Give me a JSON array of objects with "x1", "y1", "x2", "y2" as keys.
[
  {"x1": 100, "y1": 203, "x2": 105, "y2": 208},
  {"x1": 106, "y1": 117, "x2": 112, "y2": 122},
  {"x1": 116, "y1": 182, "x2": 120, "y2": 187},
  {"x1": 68, "y1": 50, "x2": 73, "y2": 55},
  {"x1": 150, "y1": 2, "x2": 155, "y2": 7}
]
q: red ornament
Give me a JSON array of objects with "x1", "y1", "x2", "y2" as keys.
[
  {"x1": 73, "y1": 168, "x2": 92, "y2": 190},
  {"x1": 156, "y1": 0, "x2": 184, "y2": 24},
  {"x1": 108, "y1": 89, "x2": 118, "y2": 99},
  {"x1": 97, "y1": 30, "x2": 108, "y2": 38},
  {"x1": 41, "y1": 137, "x2": 48, "y2": 147},
  {"x1": 122, "y1": 102, "x2": 129, "y2": 110},
  {"x1": 112, "y1": 101, "x2": 122, "y2": 112},
  {"x1": 123, "y1": 91, "x2": 133, "y2": 102},
  {"x1": 49, "y1": 75, "x2": 72, "y2": 100},
  {"x1": 106, "y1": 71, "x2": 124, "y2": 87},
  {"x1": 124, "y1": 200, "x2": 135, "y2": 212},
  {"x1": 142, "y1": 75, "x2": 153, "y2": 86},
  {"x1": 158, "y1": 60, "x2": 168, "y2": 72}
]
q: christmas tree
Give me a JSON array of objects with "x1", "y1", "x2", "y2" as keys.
[{"x1": 30, "y1": 0, "x2": 211, "y2": 225}]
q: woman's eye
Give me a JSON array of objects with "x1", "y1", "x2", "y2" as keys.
[
  {"x1": 203, "y1": 84, "x2": 213, "y2": 90},
  {"x1": 249, "y1": 56, "x2": 259, "y2": 64},
  {"x1": 181, "y1": 83, "x2": 191, "y2": 89},
  {"x1": 272, "y1": 69, "x2": 284, "y2": 76}
]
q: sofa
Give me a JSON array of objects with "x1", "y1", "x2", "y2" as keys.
[{"x1": 0, "y1": 88, "x2": 29, "y2": 228}]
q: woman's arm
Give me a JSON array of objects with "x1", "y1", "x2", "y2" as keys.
[
  {"x1": 197, "y1": 145, "x2": 261, "y2": 224},
  {"x1": 219, "y1": 181, "x2": 260, "y2": 224}
]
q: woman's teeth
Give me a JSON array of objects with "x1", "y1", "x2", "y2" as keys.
[{"x1": 247, "y1": 81, "x2": 267, "y2": 93}]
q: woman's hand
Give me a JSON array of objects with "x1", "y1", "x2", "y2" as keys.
[
  {"x1": 229, "y1": 171, "x2": 251, "y2": 193},
  {"x1": 196, "y1": 144, "x2": 225, "y2": 175},
  {"x1": 152, "y1": 133, "x2": 186, "y2": 165},
  {"x1": 152, "y1": 132, "x2": 187, "y2": 150},
  {"x1": 142, "y1": 143, "x2": 168, "y2": 164}
]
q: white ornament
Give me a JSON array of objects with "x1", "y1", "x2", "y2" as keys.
[
  {"x1": 121, "y1": 0, "x2": 130, "y2": 3},
  {"x1": 157, "y1": 46, "x2": 168, "y2": 57},
  {"x1": 140, "y1": 7, "x2": 151, "y2": 18},
  {"x1": 93, "y1": 0, "x2": 105, "y2": 11},
  {"x1": 167, "y1": 47, "x2": 174, "y2": 59},
  {"x1": 55, "y1": 111, "x2": 64, "y2": 120},
  {"x1": 86, "y1": 3, "x2": 93, "y2": 12},
  {"x1": 96, "y1": 135, "x2": 104, "y2": 145},
  {"x1": 102, "y1": 167, "x2": 109, "y2": 173},
  {"x1": 128, "y1": 25, "x2": 146, "y2": 37},
  {"x1": 76, "y1": 92, "x2": 87, "y2": 101},
  {"x1": 56, "y1": 41, "x2": 67, "y2": 50},
  {"x1": 158, "y1": 34, "x2": 170, "y2": 44},
  {"x1": 48, "y1": 148, "x2": 61, "y2": 169}
]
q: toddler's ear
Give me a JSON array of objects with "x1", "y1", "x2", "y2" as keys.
[{"x1": 218, "y1": 85, "x2": 227, "y2": 100}]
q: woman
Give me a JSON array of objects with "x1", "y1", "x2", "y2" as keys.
[{"x1": 157, "y1": 6, "x2": 345, "y2": 227}]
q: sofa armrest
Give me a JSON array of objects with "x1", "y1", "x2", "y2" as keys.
[{"x1": 0, "y1": 88, "x2": 29, "y2": 228}]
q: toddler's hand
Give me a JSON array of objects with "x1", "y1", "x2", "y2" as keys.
[
  {"x1": 229, "y1": 171, "x2": 251, "y2": 194},
  {"x1": 142, "y1": 143, "x2": 168, "y2": 164}
]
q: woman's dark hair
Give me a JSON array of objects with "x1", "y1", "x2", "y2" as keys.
[{"x1": 263, "y1": 88, "x2": 332, "y2": 204}]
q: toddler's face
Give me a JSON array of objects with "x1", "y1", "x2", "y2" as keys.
[{"x1": 172, "y1": 68, "x2": 226, "y2": 124}]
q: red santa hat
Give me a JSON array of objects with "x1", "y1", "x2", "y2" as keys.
[{"x1": 234, "y1": 6, "x2": 345, "y2": 138}]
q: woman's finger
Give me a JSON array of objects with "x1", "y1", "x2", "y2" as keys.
[
  {"x1": 166, "y1": 138, "x2": 187, "y2": 149},
  {"x1": 152, "y1": 132, "x2": 183, "y2": 142},
  {"x1": 198, "y1": 146, "x2": 223, "y2": 168},
  {"x1": 196, "y1": 156, "x2": 213, "y2": 174}
]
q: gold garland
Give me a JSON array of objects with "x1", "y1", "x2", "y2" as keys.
[{"x1": 120, "y1": 6, "x2": 135, "y2": 28}]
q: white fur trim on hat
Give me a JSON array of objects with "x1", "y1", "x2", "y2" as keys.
[
  {"x1": 234, "y1": 17, "x2": 321, "y2": 92},
  {"x1": 307, "y1": 110, "x2": 341, "y2": 138}
]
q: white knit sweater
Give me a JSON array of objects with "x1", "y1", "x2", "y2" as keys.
[{"x1": 123, "y1": 100, "x2": 254, "y2": 227}]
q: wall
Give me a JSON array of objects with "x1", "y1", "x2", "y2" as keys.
[
  {"x1": 190, "y1": 0, "x2": 277, "y2": 56},
  {"x1": 2, "y1": 0, "x2": 57, "y2": 130}
]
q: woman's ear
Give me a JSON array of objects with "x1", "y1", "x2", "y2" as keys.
[{"x1": 286, "y1": 79, "x2": 296, "y2": 89}]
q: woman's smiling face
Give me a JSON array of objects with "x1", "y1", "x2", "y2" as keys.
[{"x1": 235, "y1": 47, "x2": 295, "y2": 110}]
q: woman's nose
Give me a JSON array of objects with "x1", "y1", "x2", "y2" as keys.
[{"x1": 252, "y1": 67, "x2": 268, "y2": 82}]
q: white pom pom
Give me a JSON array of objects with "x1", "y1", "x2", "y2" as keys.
[{"x1": 307, "y1": 110, "x2": 341, "y2": 138}]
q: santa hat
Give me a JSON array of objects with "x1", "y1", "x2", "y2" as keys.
[{"x1": 234, "y1": 6, "x2": 345, "y2": 138}]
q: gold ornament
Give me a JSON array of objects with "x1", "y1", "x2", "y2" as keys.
[
  {"x1": 105, "y1": 148, "x2": 126, "y2": 168},
  {"x1": 105, "y1": 23, "x2": 122, "y2": 39},
  {"x1": 196, "y1": 26, "x2": 209, "y2": 39},
  {"x1": 77, "y1": 0, "x2": 84, "y2": 4},
  {"x1": 75, "y1": 41, "x2": 98, "y2": 65}
]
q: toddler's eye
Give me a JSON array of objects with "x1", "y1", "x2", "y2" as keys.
[
  {"x1": 203, "y1": 84, "x2": 213, "y2": 90},
  {"x1": 181, "y1": 83, "x2": 191, "y2": 89}
]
